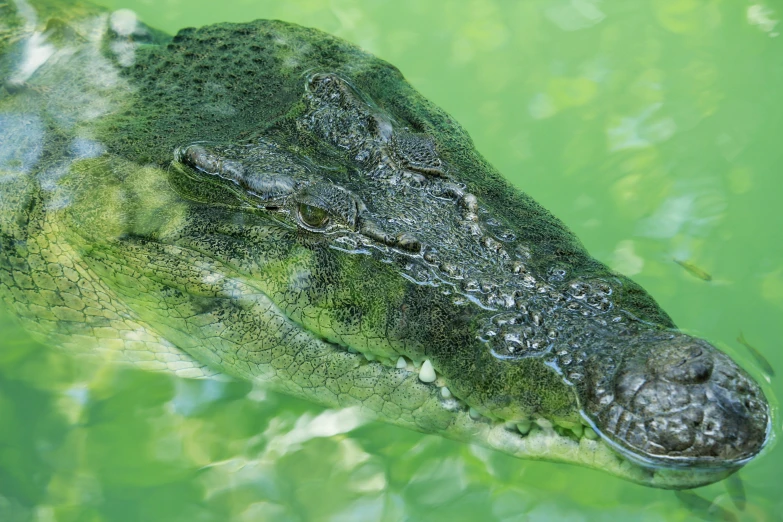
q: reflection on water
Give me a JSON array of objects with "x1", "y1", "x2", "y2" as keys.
[
  {"x1": 636, "y1": 178, "x2": 726, "y2": 242},
  {"x1": 0, "y1": 115, "x2": 43, "y2": 174},
  {"x1": 543, "y1": 0, "x2": 605, "y2": 32},
  {"x1": 606, "y1": 103, "x2": 676, "y2": 152},
  {"x1": 747, "y1": 4, "x2": 779, "y2": 36},
  {"x1": 1, "y1": 0, "x2": 782, "y2": 520}
]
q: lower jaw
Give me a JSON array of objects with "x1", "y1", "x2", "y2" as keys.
[{"x1": 432, "y1": 410, "x2": 737, "y2": 489}]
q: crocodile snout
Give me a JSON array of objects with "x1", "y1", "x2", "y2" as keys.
[{"x1": 584, "y1": 334, "x2": 769, "y2": 467}]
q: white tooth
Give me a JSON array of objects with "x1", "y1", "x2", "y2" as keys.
[
  {"x1": 440, "y1": 387, "x2": 452, "y2": 399},
  {"x1": 536, "y1": 418, "x2": 553, "y2": 429},
  {"x1": 584, "y1": 427, "x2": 599, "y2": 440},
  {"x1": 396, "y1": 356, "x2": 407, "y2": 369},
  {"x1": 555, "y1": 419, "x2": 575, "y2": 429},
  {"x1": 516, "y1": 420, "x2": 532, "y2": 435},
  {"x1": 418, "y1": 359, "x2": 437, "y2": 383},
  {"x1": 469, "y1": 407, "x2": 481, "y2": 420}
]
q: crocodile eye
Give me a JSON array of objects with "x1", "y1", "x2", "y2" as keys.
[{"x1": 298, "y1": 203, "x2": 329, "y2": 228}]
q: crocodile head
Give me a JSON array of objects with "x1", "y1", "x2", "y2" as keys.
[
  {"x1": 150, "y1": 67, "x2": 768, "y2": 489},
  {"x1": 60, "y1": 21, "x2": 768, "y2": 488}
]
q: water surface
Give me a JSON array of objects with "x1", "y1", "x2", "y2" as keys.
[{"x1": 1, "y1": 1, "x2": 782, "y2": 520}]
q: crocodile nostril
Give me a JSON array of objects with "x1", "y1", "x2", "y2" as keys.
[
  {"x1": 664, "y1": 354, "x2": 713, "y2": 384},
  {"x1": 679, "y1": 345, "x2": 703, "y2": 364},
  {"x1": 690, "y1": 360, "x2": 712, "y2": 383},
  {"x1": 654, "y1": 343, "x2": 714, "y2": 384}
]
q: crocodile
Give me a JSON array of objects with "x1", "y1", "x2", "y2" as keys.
[{"x1": 0, "y1": 0, "x2": 770, "y2": 489}]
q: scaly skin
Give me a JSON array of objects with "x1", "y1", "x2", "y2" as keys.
[{"x1": 0, "y1": 0, "x2": 770, "y2": 489}]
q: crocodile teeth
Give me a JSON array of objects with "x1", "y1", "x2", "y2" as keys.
[
  {"x1": 584, "y1": 427, "x2": 599, "y2": 440},
  {"x1": 469, "y1": 407, "x2": 482, "y2": 420},
  {"x1": 516, "y1": 420, "x2": 532, "y2": 435},
  {"x1": 536, "y1": 418, "x2": 553, "y2": 429},
  {"x1": 418, "y1": 359, "x2": 437, "y2": 383},
  {"x1": 440, "y1": 386, "x2": 452, "y2": 399},
  {"x1": 396, "y1": 356, "x2": 407, "y2": 369}
]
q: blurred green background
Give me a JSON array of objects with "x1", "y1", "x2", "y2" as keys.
[{"x1": 1, "y1": 0, "x2": 782, "y2": 520}]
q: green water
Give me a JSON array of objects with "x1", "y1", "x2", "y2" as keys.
[{"x1": 1, "y1": 0, "x2": 782, "y2": 520}]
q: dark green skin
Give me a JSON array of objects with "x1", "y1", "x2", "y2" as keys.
[{"x1": 0, "y1": 0, "x2": 770, "y2": 489}]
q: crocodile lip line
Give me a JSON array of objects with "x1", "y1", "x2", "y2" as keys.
[{"x1": 298, "y1": 319, "x2": 763, "y2": 489}]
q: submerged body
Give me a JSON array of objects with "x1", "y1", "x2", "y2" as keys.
[{"x1": 0, "y1": 0, "x2": 770, "y2": 489}]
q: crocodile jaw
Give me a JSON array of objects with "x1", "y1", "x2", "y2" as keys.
[{"x1": 266, "y1": 333, "x2": 743, "y2": 490}]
